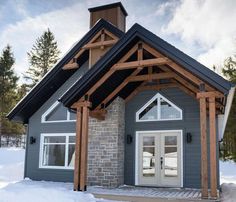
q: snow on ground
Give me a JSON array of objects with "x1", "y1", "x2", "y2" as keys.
[
  {"x1": 220, "y1": 160, "x2": 236, "y2": 184},
  {"x1": 0, "y1": 147, "x2": 25, "y2": 188},
  {"x1": 0, "y1": 148, "x2": 117, "y2": 202},
  {"x1": 220, "y1": 160, "x2": 236, "y2": 202},
  {"x1": 0, "y1": 179, "x2": 99, "y2": 202}
]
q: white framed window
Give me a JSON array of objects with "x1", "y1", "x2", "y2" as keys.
[
  {"x1": 39, "y1": 133, "x2": 75, "y2": 169},
  {"x1": 41, "y1": 101, "x2": 76, "y2": 123},
  {"x1": 136, "y1": 93, "x2": 182, "y2": 122}
]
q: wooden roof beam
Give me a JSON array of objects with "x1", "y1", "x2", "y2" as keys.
[
  {"x1": 138, "y1": 83, "x2": 178, "y2": 91},
  {"x1": 142, "y1": 42, "x2": 217, "y2": 93},
  {"x1": 128, "y1": 72, "x2": 175, "y2": 82},
  {"x1": 111, "y1": 58, "x2": 169, "y2": 70},
  {"x1": 197, "y1": 91, "x2": 225, "y2": 99},
  {"x1": 82, "y1": 39, "x2": 118, "y2": 49}
]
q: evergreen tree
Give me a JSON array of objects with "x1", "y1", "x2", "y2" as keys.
[
  {"x1": 24, "y1": 28, "x2": 60, "y2": 88},
  {"x1": 0, "y1": 45, "x2": 25, "y2": 138},
  {"x1": 220, "y1": 54, "x2": 236, "y2": 162}
]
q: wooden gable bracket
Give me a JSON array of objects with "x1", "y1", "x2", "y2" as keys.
[
  {"x1": 82, "y1": 29, "x2": 118, "y2": 50},
  {"x1": 63, "y1": 29, "x2": 119, "y2": 70},
  {"x1": 89, "y1": 109, "x2": 107, "y2": 120}
]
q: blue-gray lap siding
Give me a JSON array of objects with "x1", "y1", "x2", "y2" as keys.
[
  {"x1": 124, "y1": 88, "x2": 219, "y2": 189},
  {"x1": 24, "y1": 61, "x2": 88, "y2": 182}
]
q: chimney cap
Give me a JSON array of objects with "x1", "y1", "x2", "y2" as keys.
[{"x1": 88, "y1": 2, "x2": 128, "y2": 17}]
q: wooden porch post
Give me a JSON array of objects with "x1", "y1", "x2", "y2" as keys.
[
  {"x1": 199, "y1": 96, "x2": 208, "y2": 198},
  {"x1": 74, "y1": 107, "x2": 82, "y2": 191},
  {"x1": 209, "y1": 97, "x2": 217, "y2": 198},
  {"x1": 79, "y1": 105, "x2": 89, "y2": 191}
]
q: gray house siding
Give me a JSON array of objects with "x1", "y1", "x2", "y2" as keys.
[
  {"x1": 25, "y1": 61, "x2": 88, "y2": 182},
  {"x1": 124, "y1": 88, "x2": 219, "y2": 189},
  {"x1": 25, "y1": 60, "x2": 126, "y2": 187}
]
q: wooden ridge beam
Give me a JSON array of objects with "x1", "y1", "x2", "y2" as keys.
[
  {"x1": 111, "y1": 57, "x2": 169, "y2": 70},
  {"x1": 128, "y1": 72, "x2": 174, "y2": 82}
]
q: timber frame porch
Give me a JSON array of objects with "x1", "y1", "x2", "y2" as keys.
[
  {"x1": 56, "y1": 20, "x2": 234, "y2": 200},
  {"x1": 66, "y1": 39, "x2": 225, "y2": 200}
]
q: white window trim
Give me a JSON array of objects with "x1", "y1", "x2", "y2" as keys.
[
  {"x1": 39, "y1": 133, "x2": 75, "y2": 170},
  {"x1": 136, "y1": 93, "x2": 182, "y2": 122},
  {"x1": 41, "y1": 101, "x2": 76, "y2": 123},
  {"x1": 135, "y1": 130, "x2": 183, "y2": 188}
]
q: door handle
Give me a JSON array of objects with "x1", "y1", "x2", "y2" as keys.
[{"x1": 160, "y1": 157, "x2": 163, "y2": 169}]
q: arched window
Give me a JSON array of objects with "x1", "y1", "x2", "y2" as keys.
[{"x1": 136, "y1": 93, "x2": 182, "y2": 122}]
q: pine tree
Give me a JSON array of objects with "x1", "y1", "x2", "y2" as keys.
[
  {"x1": 24, "y1": 28, "x2": 60, "y2": 88},
  {"x1": 220, "y1": 54, "x2": 236, "y2": 162},
  {"x1": 0, "y1": 45, "x2": 25, "y2": 139}
]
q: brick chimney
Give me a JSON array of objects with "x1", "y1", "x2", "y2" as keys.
[
  {"x1": 88, "y1": 2, "x2": 128, "y2": 32},
  {"x1": 87, "y1": 2, "x2": 128, "y2": 68}
]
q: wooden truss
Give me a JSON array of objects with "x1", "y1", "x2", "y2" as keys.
[
  {"x1": 71, "y1": 40, "x2": 223, "y2": 199},
  {"x1": 63, "y1": 29, "x2": 119, "y2": 70}
]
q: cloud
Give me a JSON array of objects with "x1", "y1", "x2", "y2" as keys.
[
  {"x1": 155, "y1": 1, "x2": 178, "y2": 16},
  {"x1": 161, "y1": 0, "x2": 236, "y2": 72},
  {"x1": 0, "y1": 2, "x2": 89, "y2": 83}
]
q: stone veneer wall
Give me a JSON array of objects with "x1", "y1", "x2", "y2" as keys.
[{"x1": 87, "y1": 97, "x2": 125, "y2": 187}]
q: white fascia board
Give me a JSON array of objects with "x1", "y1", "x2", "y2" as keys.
[{"x1": 219, "y1": 86, "x2": 235, "y2": 140}]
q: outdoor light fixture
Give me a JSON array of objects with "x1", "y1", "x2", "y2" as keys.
[
  {"x1": 186, "y1": 133, "x2": 192, "y2": 143},
  {"x1": 127, "y1": 134, "x2": 133, "y2": 144},
  {"x1": 30, "y1": 136, "x2": 36, "y2": 144}
]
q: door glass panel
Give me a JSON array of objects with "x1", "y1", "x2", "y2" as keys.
[
  {"x1": 139, "y1": 100, "x2": 157, "y2": 120},
  {"x1": 164, "y1": 146, "x2": 177, "y2": 177},
  {"x1": 160, "y1": 98, "x2": 181, "y2": 120},
  {"x1": 165, "y1": 136, "x2": 177, "y2": 145},
  {"x1": 143, "y1": 137, "x2": 155, "y2": 146},
  {"x1": 142, "y1": 136, "x2": 155, "y2": 177}
]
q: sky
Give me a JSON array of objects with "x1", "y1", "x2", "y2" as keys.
[{"x1": 0, "y1": 0, "x2": 235, "y2": 83}]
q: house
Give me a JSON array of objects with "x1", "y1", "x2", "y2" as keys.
[{"x1": 7, "y1": 2, "x2": 235, "y2": 200}]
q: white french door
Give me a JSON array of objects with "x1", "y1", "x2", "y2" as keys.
[{"x1": 135, "y1": 130, "x2": 183, "y2": 187}]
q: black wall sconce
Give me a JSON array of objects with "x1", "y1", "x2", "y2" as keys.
[
  {"x1": 30, "y1": 136, "x2": 36, "y2": 144},
  {"x1": 186, "y1": 133, "x2": 192, "y2": 143},
  {"x1": 127, "y1": 134, "x2": 133, "y2": 144}
]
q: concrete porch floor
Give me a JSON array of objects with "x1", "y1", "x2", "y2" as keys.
[{"x1": 87, "y1": 186, "x2": 220, "y2": 202}]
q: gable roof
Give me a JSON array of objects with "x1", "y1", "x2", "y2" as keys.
[
  {"x1": 7, "y1": 19, "x2": 124, "y2": 123},
  {"x1": 60, "y1": 23, "x2": 233, "y2": 109}
]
